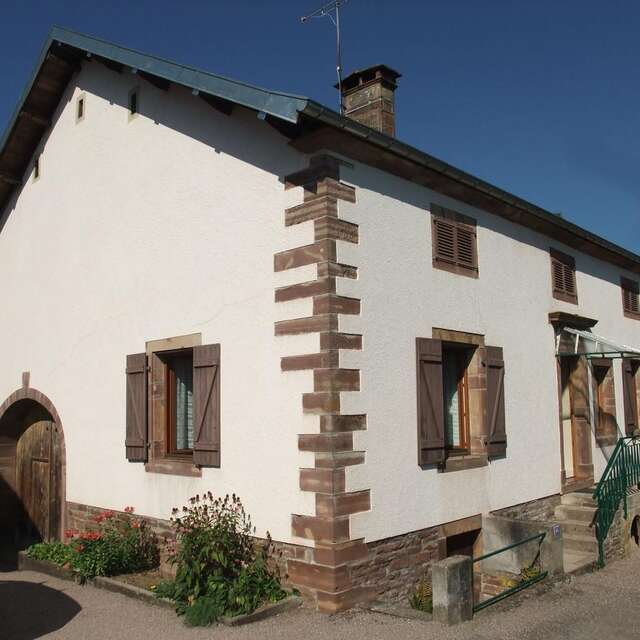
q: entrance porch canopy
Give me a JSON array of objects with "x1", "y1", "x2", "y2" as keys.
[{"x1": 556, "y1": 327, "x2": 640, "y2": 360}]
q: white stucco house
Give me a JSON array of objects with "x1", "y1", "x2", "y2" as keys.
[{"x1": 1, "y1": 27, "x2": 639, "y2": 611}]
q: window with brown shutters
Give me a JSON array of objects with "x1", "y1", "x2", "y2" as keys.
[
  {"x1": 621, "y1": 277, "x2": 640, "y2": 320},
  {"x1": 416, "y1": 335, "x2": 507, "y2": 470},
  {"x1": 431, "y1": 205, "x2": 478, "y2": 278},
  {"x1": 125, "y1": 338, "x2": 221, "y2": 472},
  {"x1": 550, "y1": 248, "x2": 578, "y2": 304}
]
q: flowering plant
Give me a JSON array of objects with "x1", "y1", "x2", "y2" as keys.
[
  {"x1": 28, "y1": 506, "x2": 159, "y2": 580},
  {"x1": 154, "y1": 492, "x2": 286, "y2": 626}
]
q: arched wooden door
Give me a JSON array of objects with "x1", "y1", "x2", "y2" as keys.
[{"x1": 15, "y1": 419, "x2": 63, "y2": 542}]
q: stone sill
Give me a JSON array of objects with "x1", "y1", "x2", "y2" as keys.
[
  {"x1": 440, "y1": 454, "x2": 488, "y2": 473},
  {"x1": 145, "y1": 459, "x2": 202, "y2": 478}
]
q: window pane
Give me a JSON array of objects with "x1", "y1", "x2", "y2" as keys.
[
  {"x1": 173, "y1": 357, "x2": 193, "y2": 450},
  {"x1": 443, "y1": 352, "x2": 461, "y2": 447}
]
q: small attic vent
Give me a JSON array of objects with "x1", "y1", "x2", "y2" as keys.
[
  {"x1": 129, "y1": 89, "x2": 138, "y2": 116},
  {"x1": 76, "y1": 95, "x2": 85, "y2": 122}
]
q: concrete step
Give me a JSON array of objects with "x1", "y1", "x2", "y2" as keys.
[
  {"x1": 563, "y1": 533, "x2": 598, "y2": 554},
  {"x1": 563, "y1": 550, "x2": 598, "y2": 575},
  {"x1": 561, "y1": 491, "x2": 596, "y2": 508},
  {"x1": 554, "y1": 504, "x2": 597, "y2": 524},
  {"x1": 559, "y1": 519, "x2": 596, "y2": 538}
]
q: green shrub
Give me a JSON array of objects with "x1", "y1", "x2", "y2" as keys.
[
  {"x1": 26, "y1": 507, "x2": 159, "y2": 581},
  {"x1": 27, "y1": 541, "x2": 75, "y2": 567},
  {"x1": 160, "y1": 492, "x2": 287, "y2": 626},
  {"x1": 409, "y1": 576, "x2": 433, "y2": 613}
]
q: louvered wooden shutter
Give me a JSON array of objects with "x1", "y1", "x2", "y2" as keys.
[
  {"x1": 550, "y1": 249, "x2": 577, "y2": 302},
  {"x1": 125, "y1": 353, "x2": 148, "y2": 462},
  {"x1": 416, "y1": 338, "x2": 445, "y2": 465},
  {"x1": 431, "y1": 205, "x2": 478, "y2": 276},
  {"x1": 456, "y1": 223, "x2": 477, "y2": 271},
  {"x1": 433, "y1": 218, "x2": 457, "y2": 266},
  {"x1": 622, "y1": 358, "x2": 639, "y2": 436},
  {"x1": 193, "y1": 344, "x2": 221, "y2": 467},
  {"x1": 484, "y1": 346, "x2": 507, "y2": 458},
  {"x1": 622, "y1": 277, "x2": 640, "y2": 316}
]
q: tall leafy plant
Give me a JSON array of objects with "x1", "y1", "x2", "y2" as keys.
[{"x1": 157, "y1": 491, "x2": 287, "y2": 625}]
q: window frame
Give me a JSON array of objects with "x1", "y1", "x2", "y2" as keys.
[
  {"x1": 431, "y1": 204, "x2": 479, "y2": 278},
  {"x1": 145, "y1": 334, "x2": 203, "y2": 477},
  {"x1": 442, "y1": 344, "x2": 472, "y2": 453},
  {"x1": 162, "y1": 349, "x2": 195, "y2": 459},
  {"x1": 550, "y1": 248, "x2": 578, "y2": 304},
  {"x1": 621, "y1": 276, "x2": 640, "y2": 320}
]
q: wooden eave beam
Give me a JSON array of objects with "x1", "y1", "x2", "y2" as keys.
[
  {"x1": 199, "y1": 93, "x2": 233, "y2": 116},
  {"x1": 0, "y1": 172, "x2": 21, "y2": 186},
  {"x1": 94, "y1": 55, "x2": 124, "y2": 74},
  {"x1": 45, "y1": 51, "x2": 80, "y2": 74},
  {"x1": 18, "y1": 110, "x2": 51, "y2": 128},
  {"x1": 139, "y1": 71, "x2": 170, "y2": 92}
]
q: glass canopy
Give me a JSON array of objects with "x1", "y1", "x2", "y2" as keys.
[{"x1": 556, "y1": 327, "x2": 640, "y2": 359}]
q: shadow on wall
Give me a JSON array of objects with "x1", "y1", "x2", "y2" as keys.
[{"x1": 0, "y1": 578, "x2": 81, "y2": 640}]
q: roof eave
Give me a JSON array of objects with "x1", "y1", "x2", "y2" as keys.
[{"x1": 300, "y1": 100, "x2": 640, "y2": 272}]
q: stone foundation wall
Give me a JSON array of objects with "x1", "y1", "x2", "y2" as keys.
[
  {"x1": 351, "y1": 526, "x2": 446, "y2": 602},
  {"x1": 491, "y1": 494, "x2": 561, "y2": 522},
  {"x1": 66, "y1": 501, "x2": 174, "y2": 540}
]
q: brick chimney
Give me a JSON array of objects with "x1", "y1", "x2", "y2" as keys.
[{"x1": 337, "y1": 65, "x2": 401, "y2": 137}]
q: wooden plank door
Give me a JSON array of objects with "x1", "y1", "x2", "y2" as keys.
[{"x1": 16, "y1": 420, "x2": 59, "y2": 542}]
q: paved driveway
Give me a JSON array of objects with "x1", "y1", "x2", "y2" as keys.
[{"x1": 2, "y1": 550, "x2": 639, "y2": 640}]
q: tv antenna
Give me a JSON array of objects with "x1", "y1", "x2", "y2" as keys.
[{"x1": 301, "y1": 0, "x2": 348, "y2": 114}]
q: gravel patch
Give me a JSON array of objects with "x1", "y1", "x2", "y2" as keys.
[{"x1": 1, "y1": 549, "x2": 639, "y2": 639}]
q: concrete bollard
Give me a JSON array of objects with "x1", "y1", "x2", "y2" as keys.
[{"x1": 432, "y1": 555, "x2": 473, "y2": 625}]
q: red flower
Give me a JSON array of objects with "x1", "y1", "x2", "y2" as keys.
[
  {"x1": 64, "y1": 529, "x2": 78, "y2": 539},
  {"x1": 78, "y1": 531, "x2": 102, "y2": 541},
  {"x1": 124, "y1": 506, "x2": 135, "y2": 514}
]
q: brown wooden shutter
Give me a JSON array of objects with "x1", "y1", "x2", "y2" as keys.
[
  {"x1": 621, "y1": 277, "x2": 640, "y2": 317},
  {"x1": 484, "y1": 346, "x2": 507, "y2": 458},
  {"x1": 125, "y1": 353, "x2": 148, "y2": 462},
  {"x1": 431, "y1": 205, "x2": 478, "y2": 276},
  {"x1": 193, "y1": 344, "x2": 221, "y2": 467},
  {"x1": 433, "y1": 218, "x2": 457, "y2": 266},
  {"x1": 622, "y1": 358, "x2": 639, "y2": 436},
  {"x1": 456, "y1": 223, "x2": 477, "y2": 271},
  {"x1": 416, "y1": 338, "x2": 445, "y2": 465},
  {"x1": 550, "y1": 249, "x2": 577, "y2": 303}
]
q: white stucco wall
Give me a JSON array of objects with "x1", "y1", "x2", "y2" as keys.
[
  {"x1": 0, "y1": 60, "x2": 317, "y2": 543},
  {"x1": 334, "y1": 160, "x2": 639, "y2": 543},
  {"x1": 2, "y1": 58, "x2": 638, "y2": 548}
]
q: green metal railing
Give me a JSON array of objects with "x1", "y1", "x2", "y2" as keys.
[
  {"x1": 593, "y1": 435, "x2": 640, "y2": 567},
  {"x1": 473, "y1": 532, "x2": 548, "y2": 612}
]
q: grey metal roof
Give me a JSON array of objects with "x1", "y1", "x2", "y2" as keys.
[{"x1": 1, "y1": 26, "x2": 639, "y2": 272}]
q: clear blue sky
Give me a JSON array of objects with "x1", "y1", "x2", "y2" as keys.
[{"x1": 1, "y1": 1, "x2": 638, "y2": 253}]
